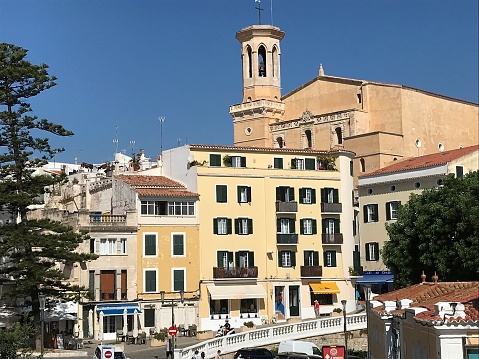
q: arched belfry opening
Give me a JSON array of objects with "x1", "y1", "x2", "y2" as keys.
[
  {"x1": 258, "y1": 45, "x2": 267, "y2": 77},
  {"x1": 277, "y1": 137, "x2": 284, "y2": 148},
  {"x1": 272, "y1": 46, "x2": 278, "y2": 78},
  {"x1": 246, "y1": 46, "x2": 252, "y2": 78},
  {"x1": 305, "y1": 130, "x2": 312, "y2": 148}
]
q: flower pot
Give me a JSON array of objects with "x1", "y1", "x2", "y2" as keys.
[{"x1": 150, "y1": 338, "x2": 166, "y2": 347}]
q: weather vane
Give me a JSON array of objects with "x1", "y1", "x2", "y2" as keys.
[{"x1": 255, "y1": 0, "x2": 263, "y2": 25}]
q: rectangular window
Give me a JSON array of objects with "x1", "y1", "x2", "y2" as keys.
[
  {"x1": 119, "y1": 238, "x2": 127, "y2": 254},
  {"x1": 353, "y1": 218, "x2": 357, "y2": 236},
  {"x1": 291, "y1": 158, "x2": 304, "y2": 170},
  {"x1": 305, "y1": 158, "x2": 316, "y2": 170},
  {"x1": 213, "y1": 217, "x2": 232, "y2": 235},
  {"x1": 279, "y1": 250, "x2": 296, "y2": 267},
  {"x1": 121, "y1": 270, "x2": 127, "y2": 299},
  {"x1": 141, "y1": 200, "x2": 194, "y2": 216},
  {"x1": 277, "y1": 218, "x2": 295, "y2": 234},
  {"x1": 276, "y1": 186, "x2": 295, "y2": 202},
  {"x1": 386, "y1": 201, "x2": 401, "y2": 220},
  {"x1": 363, "y1": 204, "x2": 379, "y2": 223},
  {"x1": 237, "y1": 186, "x2": 252, "y2": 203},
  {"x1": 144, "y1": 309, "x2": 155, "y2": 327},
  {"x1": 210, "y1": 299, "x2": 229, "y2": 315},
  {"x1": 100, "y1": 238, "x2": 116, "y2": 255},
  {"x1": 100, "y1": 270, "x2": 116, "y2": 300},
  {"x1": 299, "y1": 188, "x2": 316, "y2": 204},
  {"x1": 167, "y1": 201, "x2": 195, "y2": 216},
  {"x1": 172, "y1": 233, "x2": 185, "y2": 256},
  {"x1": 216, "y1": 185, "x2": 227, "y2": 203},
  {"x1": 456, "y1": 166, "x2": 464, "y2": 178},
  {"x1": 90, "y1": 238, "x2": 95, "y2": 253},
  {"x1": 235, "y1": 218, "x2": 253, "y2": 235},
  {"x1": 231, "y1": 156, "x2": 246, "y2": 168},
  {"x1": 89, "y1": 270, "x2": 95, "y2": 299},
  {"x1": 324, "y1": 251, "x2": 337, "y2": 267},
  {"x1": 366, "y1": 242, "x2": 380, "y2": 261},
  {"x1": 217, "y1": 251, "x2": 233, "y2": 268},
  {"x1": 304, "y1": 250, "x2": 319, "y2": 266},
  {"x1": 273, "y1": 157, "x2": 283, "y2": 169},
  {"x1": 236, "y1": 251, "x2": 253, "y2": 268},
  {"x1": 210, "y1": 154, "x2": 221, "y2": 167},
  {"x1": 240, "y1": 299, "x2": 258, "y2": 313},
  {"x1": 172, "y1": 269, "x2": 185, "y2": 292},
  {"x1": 321, "y1": 188, "x2": 339, "y2": 203},
  {"x1": 143, "y1": 234, "x2": 157, "y2": 257},
  {"x1": 300, "y1": 218, "x2": 317, "y2": 235},
  {"x1": 322, "y1": 218, "x2": 340, "y2": 234},
  {"x1": 144, "y1": 269, "x2": 157, "y2": 293}
]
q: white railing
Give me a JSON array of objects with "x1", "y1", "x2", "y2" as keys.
[{"x1": 179, "y1": 314, "x2": 367, "y2": 359}]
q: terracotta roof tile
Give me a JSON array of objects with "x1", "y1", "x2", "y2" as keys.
[
  {"x1": 136, "y1": 188, "x2": 198, "y2": 198},
  {"x1": 360, "y1": 145, "x2": 478, "y2": 178},
  {"x1": 115, "y1": 175, "x2": 185, "y2": 188}
]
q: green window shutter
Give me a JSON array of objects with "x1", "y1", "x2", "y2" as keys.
[
  {"x1": 291, "y1": 252, "x2": 296, "y2": 266},
  {"x1": 305, "y1": 158, "x2": 316, "y2": 170},
  {"x1": 334, "y1": 219, "x2": 340, "y2": 233},
  {"x1": 240, "y1": 157, "x2": 246, "y2": 167},
  {"x1": 386, "y1": 202, "x2": 391, "y2": 221},
  {"x1": 350, "y1": 161, "x2": 353, "y2": 176},
  {"x1": 145, "y1": 271, "x2": 156, "y2": 292},
  {"x1": 289, "y1": 187, "x2": 295, "y2": 202},
  {"x1": 322, "y1": 219, "x2": 327, "y2": 234},
  {"x1": 213, "y1": 218, "x2": 218, "y2": 234},
  {"x1": 274, "y1": 158, "x2": 283, "y2": 169},
  {"x1": 303, "y1": 251, "x2": 309, "y2": 266},
  {"x1": 227, "y1": 218, "x2": 232, "y2": 234},
  {"x1": 249, "y1": 251, "x2": 255, "y2": 266},
  {"x1": 247, "y1": 187, "x2": 252, "y2": 202},
  {"x1": 333, "y1": 189, "x2": 339, "y2": 203},
  {"x1": 353, "y1": 251, "x2": 360, "y2": 269},
  {"x1": 311, "y1": 189, "x2": 316, "y2": 204},
  {"x1": 313, "y1": 251, "x2": 319, "y2": 266},
  {"x1": 456, "y1": 166, "x2": 464, "y2": 178},
  {"x1": 276, "y1": 187, "x2": 281, "y2": 201},
  {"x1": 300, "y1": 219, "x2": 304, "y2": 235},
  {"x1": 365, "y1": 244, "x2": 371, "y2": 261},
  {"x1": 217, "y1": 251, "x2": 224, "y2": 267},
  {"x1": 374, "y1": 243, "x2": 380, "y2": 261},
  {"x1": 331, "y1": 251, "x2": 337, "y2": 267},
  {"x1": 363, "y1": 205, "x2": 368, "y2": 223},
  {"x1": 323, "y1": 251, "x2": 328, "y2": 266},
  {"x1": 173, "y1": 270, "x2": 184, "y2": 292},
  {"x1": 291, "y1": 158, "x2": 296, "y2": 169},
  {"x1": 277, "y1": 219, "x2": 281, "y2": 233},
  {"x1": 173, "y1": 234, "x2": 184, "y2": 255},
  {"x1": 373, "y1": 204, "x2": 379, "y2": 221},
  {"x1": 144, "y1": 234, "x2": 156, "y2": 256},
  {"x1": 278, "y1": 251, "x2": 282, "y2": 267},
  {"x1": 321, "y1": 188, "x2": 326, "y2": 203},
  {"x1": 237, "y1": 187, "x2": 242, "y2": 203},
  {"x1": 210, "y1": 154, "x2": 221, "y2": 167},
  {"x1": 290, "y1": 219, "x2": 296, "y2": 233},
  {"x1": 227, "y1": 252, "x2": 233, "y2": 265},
  {"x1": 312, "y1": 219, "x2": 317, "y2": 234},
  {"x1": 216, "y1": 185, "x2": 227, "y2": 203},
  {"x1": 299, "y1": 188, "x2": 304, "y2": 204},
  {"x1": 235, "y1": 252, "x2": 240, "y2": 266},
  {"x1": 248, "y1": 219, "x2": 253, "y2": 234},
  {"x1": 234, "y1": 219, "x2": 239, "y2": 234}
]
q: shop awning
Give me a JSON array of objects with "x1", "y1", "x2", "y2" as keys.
[
  {"x1": 96, "y1": 303, "x2": 141, "y2": 316},
  {"x1": 44, "y1": 313, "x2": 78, "y2": 322},
  {"x1": 356, "y1": 273, "x2": 394, "y2": 284},
  {"x1": 309, "y1": 282, "x2": 340, "y2": 294},
  {"x1": 207, "y1": 284, "x2": 267, "y2": 300}
]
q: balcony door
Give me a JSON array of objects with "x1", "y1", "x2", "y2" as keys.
[{"x1": 289, "y1": 286, "x2": 300, "y2": 316}]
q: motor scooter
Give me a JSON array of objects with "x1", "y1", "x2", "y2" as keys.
[{"x1": 215, "y1": 325, "x2": 235, "y2": 337}]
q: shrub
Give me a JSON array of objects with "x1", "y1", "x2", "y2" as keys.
[
  {"x1": 243, "y1": 321, "x2": 254, "y2": 328},
  {"x1": 332, "y1": 307, "x2": 343, "y2": 314},
  {"x1": 153, "y1": 332, "x2": 167, "y2": 341}
]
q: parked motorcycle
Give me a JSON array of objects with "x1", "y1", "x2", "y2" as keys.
[{"x1": 215, "y1": 325, "x2": 236, "y2": 337}]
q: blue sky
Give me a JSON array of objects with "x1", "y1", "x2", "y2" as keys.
[{"x1": 1, "y1": 1, "x2": 478, "y2": 164}]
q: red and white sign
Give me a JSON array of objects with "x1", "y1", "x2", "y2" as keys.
[
  {"x1": 168, "y1": 325, "x2": 178, "y2": 336},
  {"x1": 322, "y1": 345, "x2": 345, "y2": 359},
  {"x1": 101, "y1": 347, "x2": 113, "y2": 359}
]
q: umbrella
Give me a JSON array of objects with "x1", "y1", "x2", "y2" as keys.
[
  {"x1": 133, "y1": 309, "x2": 138, "y2": 339},
  {"x1": 99, "y1": 311, "x2": 104, "y2": 342},
  {"x1": 123, "y1": 308, "x2": 128, "y2": 336},
  {"x1": 88, "y1": 309, "x2": 93, "y2": 338}
]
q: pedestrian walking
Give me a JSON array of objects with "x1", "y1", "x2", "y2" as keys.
[
  {"x1": 166, "y1": 338, "x2": 173, "y2": 359},
  {"x1": 192, "y1": 350, "x2": 200, "y2": 359},
  {"x1": 201, "y1": 352, "x2": 206, "y2": 359},
  {"x1": 215, "y1": 350, "x2": 221, "y2": 359},
  {"x1": 314, "y1": 299, "x2": 320, "y2": 318}
]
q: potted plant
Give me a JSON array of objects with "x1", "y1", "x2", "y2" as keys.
[
  {"x1": 332, "y1": 307, "x2": 343, "y2": 317},
  {"x1": 150, "y1": 332, "x2": 167, "y2": 347},
  {"x1": 222, "y1": 155, "x2": 232, "y2": 167},
  {"x1": 316, "y1": 155, "x2": 337, "y2": 171},
  {"x1": 243, "y1": 321, "x2": 256, "y2": 331}
]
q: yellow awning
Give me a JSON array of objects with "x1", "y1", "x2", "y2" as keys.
[
  {"x1": 309, "y1": 282, "x2": 340, "y2": 294},
  {"x1": 207, "y1": 284, "x2": 267, "y2": 300}
]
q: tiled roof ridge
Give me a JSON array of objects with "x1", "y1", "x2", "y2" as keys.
[
  {"x1": 114, "y1": 174, "x2": 186, "y2": 188},
  {"x1": 360, "y1": 144, "x2": 479, "y2": 178}
]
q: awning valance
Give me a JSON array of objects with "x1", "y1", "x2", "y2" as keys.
[
  {"x1": 356, "y1": 274, "x2": 394, "y2": 284},
  {"x1": 207, "y1": 284, "x2": 267, "y2": 300},
  {"x1": 309, "y1": 282, "x2": 340, "y2": 294},
  {"x1": 96, "y1": 303, "x2": 141, "y2": 316}
]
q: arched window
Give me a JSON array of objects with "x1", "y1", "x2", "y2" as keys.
[
  {"x1": 272, "y1": 46, "x2": 278, "y2": 78},
  {"x1": 277, "y1": 137, "x2": 284, "y2": 148},
  {"x1": 335, "y1": 127, "x2": 343, "y2": 145},
  {"x1": 246, "y1": 46, "x2": 252, "y2": 78},
  {"x1": 305, "y1": 130, "x2": 312, "y2": 148},
  {"x1": 258, "y1": 45, "x2": 267, "y2": 77},
  {"x1": 360, "y1": 158, "x2": 365, "y2": 173}
]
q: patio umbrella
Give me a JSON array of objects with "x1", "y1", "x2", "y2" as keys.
[
  {"x1": 123, "y1": 308, "x2": 128, "y2": 336},
  {"x1": 88, "y1": 309, "x2": 93, "y2": 338},
  {"x1": 99, "y1": 311, "x2": 104, "y2": 342},
  {"x1": 133, "y1": 309, "x2": 138, "y2": 339},
  {"x1": 155, "y1": 305, "x2": 161, "y2": 332}
]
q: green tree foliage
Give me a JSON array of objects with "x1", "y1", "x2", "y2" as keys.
[
  {"x1": 0, "y1": 43, "x2": 97, "y2": 319},
  {"x1": 0, "y1": 315, "x2": 37, "y2": 359},
  {"x1": 383, "y1": 171, "x2": 479, "y2": 287}
]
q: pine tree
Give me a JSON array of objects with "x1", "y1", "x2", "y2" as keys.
[{"x1": 0, "y1": 43, "x2": 97, "y2": 341}]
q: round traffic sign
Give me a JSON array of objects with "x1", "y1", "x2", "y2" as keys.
[
  {"x1": 168, "y1": 325, "x2": 178, "y2": 336},
  {"x1": 104, "y1": 350, "x2": 113, "y2": 359}
]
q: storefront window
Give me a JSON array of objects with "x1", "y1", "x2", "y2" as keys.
[
  {"x1": 310, "y1": 293, "x2": 333, "y2": 305},
  {"x1": 240, "y1": 299, "x2": 257, "y2": 313},
  {"x1": 210, "y1": 299, "x2": 229, "y2": 315}
]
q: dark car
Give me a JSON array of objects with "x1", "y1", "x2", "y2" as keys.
[
  {"x1": 275, "y1": 352, "x2": 322, "y2": 359},
  {"x1": 234, "y1": 348, "x2": 275, "y2": 359}
]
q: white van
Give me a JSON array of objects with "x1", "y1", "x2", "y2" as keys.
[{"x1": 278, "y1": 341, "x2": 322, "y2": 356}]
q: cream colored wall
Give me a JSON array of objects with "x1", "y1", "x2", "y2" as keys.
[
  {"x1": 402, "y1": 320, "x2": 437, "y2": 359},
  {"x1": 448, "y1": 151, "x2": 479, "y2": 174},
  {"x1": 137, "y1": 225, "x2": 199, "y2": 301},
  {"x1": 364, "y1": 84, "x2": 403, "y2": 134}
]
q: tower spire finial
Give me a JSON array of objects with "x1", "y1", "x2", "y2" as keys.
[
  {"x1": 319, "y1": 64, "x2": 324, "y2": 76},
  {"x1": 255, "y1": 0, "x2": 264, "y2": 24}
]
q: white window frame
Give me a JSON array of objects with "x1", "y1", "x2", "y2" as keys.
[
  {"x1": 143, "y1": 232, "x2": 158, "y2": 258},
  {"x1": 305, "y1": 250, "x2": 316, "y2": 266},
  {"x1": 167, "y1": 201, "x2": 195, "y2": 216},
  {"x1": 281, "y1": 251, "x2": 292, "y2": 267},
  {"x1": 295, "y1": 158, "x2": 305, "y2": 170},
  {"x1": 367, "y1": 243, "x2": 378, "y2": 261},
  {"x1": 326, "y1": 188, "x2": 334, "y2": 203},
  {"x1": 171, "y1": 232, "x2": 186, "y2": 257},
  {"x1": 231, "y1": 156, "x2": 244, "y2": 167},
  {"x1": 325, "y1": 250, "x2": 336, "y2": 267},
  {"x1": 143, "y1": 268, "x2": 158, "y2": 293},
  {"x1": 388, "y1": 201, "x2": 399, "y2": 220},
  {"x1": 238, "y1": 218, "x2": 250, "y2": 235},
  {"x1": 366, "y1": 204, "x2": 377, "y2": 223},
  {"x1": 217, "y1": 218, "x2": 228, "y2": 235},
  {"x1": 303, "y1": 188, "x2": 312, "y2": 204},
  {"x1": 273, "y1": 157, "x2": 284, "y2": 169},
  {"x1": 280, "y1": 218, "x2": 291, "y2": 234},
  {"x1": 303, "y1": 219, "x2": 313, "y2": 235},
  {"x1": 237, "y1": 251, "x2": 250, "y2": 268},
  {"x1": 238, "y1": 186, "x2": 249, "y2": 203},
  {"x1": 119, "y1": 238, "x2": 127, "y2": 254},
  {"x1": 171, "y1": 267, "x2": 186, "y2": 292}
]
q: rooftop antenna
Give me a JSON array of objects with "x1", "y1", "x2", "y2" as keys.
[
  {"x1": 113, "y1": 126, "x2": 119, "y2": 160},
  {"x1": 158, "y1": 116, "x2": 165, "y2": 157},
  {"x1": 271, "y1": 0, "x2": 273, "y2": 25},
  {"x1": 177, "y1": 138, "x2": 181, "y2": 147},
  {"x1": 255, "y1": 0, "x2": 263, "y2": 24},
  {"x1": 129, "y1": 140, "x2": 136, "y2": 156}
]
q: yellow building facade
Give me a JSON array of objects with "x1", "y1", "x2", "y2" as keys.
[{"x1": 162, "y1": 144, "x2": 357, "y2": 330}]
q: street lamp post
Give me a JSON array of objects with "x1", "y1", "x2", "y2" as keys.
[
  {"x1": 341, "y1": 299, "x2": 348, "y2": 359},
  {"x1": 161, "y1": 290, "x2": 184, "y2": 353},
  {"x1": 38, "y1": 293, "x2": 46, "y2": 356},
  {"x1": 363, "y1": 285, "x2": 372, "y2": 359}
]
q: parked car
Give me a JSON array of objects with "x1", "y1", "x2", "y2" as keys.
[
  {"x1": 276, "y1": 352, "x2": 323, "y2": 359},
  {"x1": 278, "y1": 341, "x2": 322, "y2": 356},
  {"x1": 93, "y1": 345, "x2": 129, "y2": 359},
  {"x1": 234, "y1": 347, "x2": 275, "y2": 359}
]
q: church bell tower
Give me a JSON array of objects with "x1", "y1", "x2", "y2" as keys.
[{"x1": 230, "y1": 25, "x2": 285, "y2": 147}]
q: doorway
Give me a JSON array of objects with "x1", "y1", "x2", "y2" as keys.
[{"x1": 289, "y1": 286, "x2": 300, "y2": 316}]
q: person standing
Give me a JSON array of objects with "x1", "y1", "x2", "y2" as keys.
[
  {"x1": 192, "y1": 350, "x2": 200, "y2": 359},
  {"x1": 314, "y1": 300, "x2": 320, "y2": 318},
  {"x1": 166, "y1": 338, "x2": 173, "y2": 359},
  {"x1": 215, "y1": 350, "x2": 221, "y2": 359}
]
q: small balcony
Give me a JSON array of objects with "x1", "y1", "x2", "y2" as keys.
[
  {"x1": 321, "y1": 202, "x2": 342, "y2": 213},
  {"x1": 300, "y1": 266, "x2": 323, "y2": 277},
  {"x1": 276, "y1": 201, "x2": 298, "y2": 213},
  {"x1": 277, "y1": 234, "x2": 298, "y2": 245},
  {"x1": 321, "y1": 233, "x2": 343, "y2": 245},
  {"x1": 213, "y1": 266, "x2": 258, "y2": 279},
  {"x1": 100, "y1": 292, "x2": 116, "y2": 301}
]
